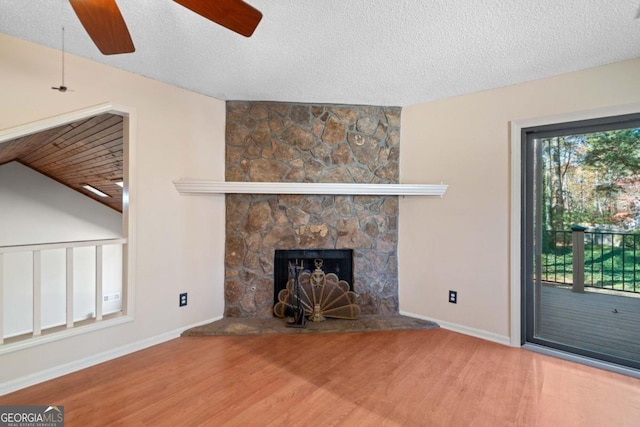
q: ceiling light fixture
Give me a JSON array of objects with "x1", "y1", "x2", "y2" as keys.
[{"x1": 82, "y1": 184, "x2": 110, "y2": 198}]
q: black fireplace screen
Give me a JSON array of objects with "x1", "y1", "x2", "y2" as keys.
[{"x1": 273, "y1": 249, "x2": 353, "y2": 305}]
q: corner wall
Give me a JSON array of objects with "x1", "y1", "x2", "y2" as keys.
[
  {"x1": 0, "y1": 34, "x2": 226, "y2": 390},
  {"x1": 399, "y1": 58, "x2": 640, "y2": 343}
]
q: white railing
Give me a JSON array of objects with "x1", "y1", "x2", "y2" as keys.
[{"x1": 0, "y1": 238, "x2": 127, "y2": 345}]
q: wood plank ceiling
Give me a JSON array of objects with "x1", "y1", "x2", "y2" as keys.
[{"x1": 0, "y1": 113, "x2": 123, "y2": 212}]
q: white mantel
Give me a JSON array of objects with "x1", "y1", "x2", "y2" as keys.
[{"x1": 173, "y1": 180, "x2": 448, "y2": 196}]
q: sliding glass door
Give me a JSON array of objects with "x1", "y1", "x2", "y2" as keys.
[{"x1": 522, "y1": 114, "x2": 640, "y2": 370}]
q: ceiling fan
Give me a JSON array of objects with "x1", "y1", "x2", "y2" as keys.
[{"x1": 68, "y1": 0, "x2": 262, "y2": 55}]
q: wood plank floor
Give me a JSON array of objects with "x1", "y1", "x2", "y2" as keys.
[
  {"x1": 1, "y1": 329, "x2": 639, "y2": 426},
  {"x1": 539, "y1": 285, "x2": 640, "y2": 362}
]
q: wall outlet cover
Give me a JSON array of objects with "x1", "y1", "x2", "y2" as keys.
[{"x1": 449, "y1": 290, "x2": 457, "y2": 304}]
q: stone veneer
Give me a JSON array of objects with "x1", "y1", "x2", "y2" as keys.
[{"x1": 224, "y1": 101, "x2": 401, "y2": 317}]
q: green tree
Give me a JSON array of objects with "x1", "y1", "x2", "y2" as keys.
[
  {"x1": 583, "y1": 129, "x2": 640, "y2": 192},
  {"x1": 582, "y1": 129, "x2": 640, "y2": 226},
  {"x1": 542, "y1": 135, "x2": 584, "y2": 230},
  {"x1": 542, "y1": 128, "x2": 640, "y2": 230}
]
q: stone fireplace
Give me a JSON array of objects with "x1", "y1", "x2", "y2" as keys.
[{"x1": 224, "y1": 102, "x2": 401, "y2": 318}]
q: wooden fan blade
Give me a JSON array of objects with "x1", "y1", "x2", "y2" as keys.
[
  {"x1": 69, "y1": 0, "x2": 135, "y2": 55},
  {"x1": 173, "y1": 0, "x2": 262, "y2": 37}
]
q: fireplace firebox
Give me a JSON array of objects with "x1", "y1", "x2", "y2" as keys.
[{"x1": 273, "y1": 249, "x2": 353, "y2": 305}]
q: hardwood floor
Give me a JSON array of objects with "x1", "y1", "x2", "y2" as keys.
[{"x1": 1, "y1": 329, "x2": 639, "y2": 426}]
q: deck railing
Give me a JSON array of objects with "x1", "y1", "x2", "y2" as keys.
[
  {"x1": 0, "y1": 238, "x2": 127, "y2": 345},
  {"x1": 542, "y1": 228, "x2": 640, "y2": 293}
]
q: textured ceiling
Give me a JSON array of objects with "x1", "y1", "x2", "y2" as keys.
[{"x1": 1, "y1": 0, "x2": 640, "y2": 106}]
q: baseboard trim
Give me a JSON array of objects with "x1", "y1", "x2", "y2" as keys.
[
  {"x1": 399, "y1": 311, "x2": 511, "y2": 346},
  {"x1": 0, "y1": 316, "x2": 222, "y2": 396}
]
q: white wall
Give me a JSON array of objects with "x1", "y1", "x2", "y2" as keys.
[
  {"x1": 0, "y1": 162, "x2": 123, "y2": 336},
  {"x1": 399, "y1": 58, "x2": 640, "y2": 343},
  {"x1": 0, "y1": 161, "x2": 122, "y2": 246},
  {"x1": 0, "y1": 34, "x2": 226, "y2": 389}
]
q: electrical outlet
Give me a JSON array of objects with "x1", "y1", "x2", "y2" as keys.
[
  {"x1": 103, "y1": 292, "x2": 121, "y2": 302},
  {"x1": 449, "y1": 290, "x2": 457, "y2": 304},
  {"x1": 179, "y1": 292, "x2": 188, "y2": 307}
]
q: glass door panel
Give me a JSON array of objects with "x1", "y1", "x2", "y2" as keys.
[{"x1": 523, "y1": 117, "x2": 640, "y2": 370}]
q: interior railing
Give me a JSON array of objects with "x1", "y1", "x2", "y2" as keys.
[{"x1": 0, "y1": 238, "x2": 127, "y2": 345}]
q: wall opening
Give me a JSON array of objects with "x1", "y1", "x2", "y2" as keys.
[{"x1": 0, "y1": 103, "x2": 135, "y2": 353}]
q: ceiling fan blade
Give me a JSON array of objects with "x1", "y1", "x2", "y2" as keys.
[
  {"x1": 69, "y1": 0, "x2": 135, "y2": 55},
  {"x1": 173, "y1": 0, "x2": 262, "y2": 37}
]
